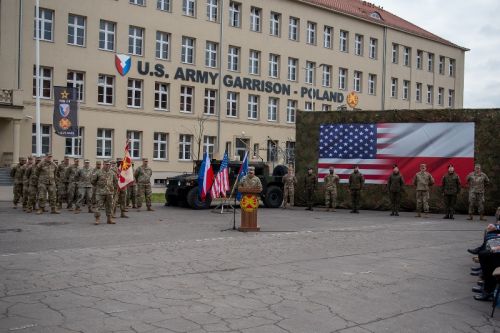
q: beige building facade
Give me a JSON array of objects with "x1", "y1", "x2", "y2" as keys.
[{"x1": 0, "y1": 0, "x2": 466, "y2": 183}]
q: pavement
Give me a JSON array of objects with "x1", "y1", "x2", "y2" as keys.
[{"x1": 0, "y1": 201, "x2": 499, "y2": 333}]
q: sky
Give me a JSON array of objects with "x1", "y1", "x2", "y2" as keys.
[{"x1": 371, "y1": 0, "x2": 500, "y2": 108}]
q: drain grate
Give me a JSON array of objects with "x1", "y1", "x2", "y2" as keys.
[
  {"x1": 37, "y1": 221, "x2": 68, "y2": 226},
  {"x1": 0, "y1": 228, "x2": 22, "y2": 233}
]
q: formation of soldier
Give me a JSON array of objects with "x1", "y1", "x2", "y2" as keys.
[
  {"x1": 10, "y1": 155, "x2": 154, "y2": 224},
  {"x1": 279, "y1": 163, "x2": 492, "y2": 220}
]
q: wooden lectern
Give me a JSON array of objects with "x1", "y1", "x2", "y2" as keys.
[{"x1": 237, "y1": 186, "x2": 261, "y2": 232}]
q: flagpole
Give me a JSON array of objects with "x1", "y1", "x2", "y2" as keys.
[{"x1": 35, "y1": 0, "x2": 42, "y2": 157}]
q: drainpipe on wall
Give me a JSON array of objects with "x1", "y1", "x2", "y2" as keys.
[
  {"x1": 216, "y1": 0, "x2": 224, "y2": 158},
  {"x1": 18, "y1": 0, "x2": 23, "y2": 89},
  {"x1": 381, "y1": 26, "x2": 387, "y2": 111}
]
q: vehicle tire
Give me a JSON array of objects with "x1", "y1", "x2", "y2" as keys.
[
  {"x1": 166, "y1": 195, "x2": 179, "y2": 206},
  {"x1": 187, "y1": 187, "x2": 212, "y2": 209},
  {"x1": 264, "y1": 185, "x2": 283, "y2": 208},
  {"x1": 272, "y1": 165, "x2": 288, "y2": 177}
]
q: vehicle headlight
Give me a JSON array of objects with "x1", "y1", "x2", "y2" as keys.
[
  {"x1": 178, "y1": 180, "x2": 181, "y2": 186},
  {"x1": 166, "y1": 180, "x2": 170, "y2": 185}
]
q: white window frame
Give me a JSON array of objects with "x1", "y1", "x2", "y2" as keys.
[
  {"x1": 339, "y1": 30, "x2": 348, "y2": 52},
  {"x1": 156, "y1": 31, "x2": 170, "y2": 60},
  {"x1": 205, "y1": 41, "x2": 218, "y2": 68},
  {"x1": 65, "y1": 127, "x2": 84, "y2": 157},
  {"x1": 438, "y1": 87, "x2": 444, "y2": 106},
  {"x1": 306, "y1": 21, "x2": 316, "y2": 45},
  {"x1": 97, "y1": 74, "x2": 114, "y2": 105},
  {"x1": 153, "y1": 132, "x2": 168, "y2": 160},
  {"x1": 127, "y1": 79, "x2": 143, "y2": 108},
  {"x1": 448, "y1": 89, "x2": 455, "y2": 108},
  {"x1": 289, "y1": 17, "x2": 299, "y2": 41},
  {"x1": 428, "y1": 53, "x2": 434, "y2": 72},
  {"x1": 128, "y1": 26, "x2": 144, "y2": 56},
  {"x1": 250, "y1": 7, "x2": 261, "y2": 32},
  {"x1": 154, "y1": 82, "x2": 169, "y2": 111},
  {"x1": 402, "y1": 80, "x2": 409, "y2": 100},
  {"x1": 369, "y1": 38, "x2": 377, "y2": 59},
  {"x1": 227, "y1": 45, "x2": 240, "y2": 71},
  {"x1": 34, "y1": 7, "x2": 54, "y2": 41},
  {"x1": 229, "y1": 1, "x2": 241, "y2": 27},
  {"x1": 287, "y1": 57, "x2": 297, "y2": 81},
  {"x1": 33, "y1": 66, "x2": 52, "y2": 99},
  {"x1": 338, "y1": 67, "x2": 347, "y2": 90},
  {"x1": 180, "y1": 86, "x2": 194, "y2": 113},
  {"x1": 248, "y1": 50, "x2": 260, "y2": 75},
  {"x1": 130, "y1": 0, "x2": 145, "y2": 5},
  {"x1": 179, "y1": 134, "x2": 193, "y2": 160},
  {"x1": 181, "y1": 36, "x2": 195, "y2": 64},
  {"x1": 67, "y1": 14, "x2": 86, "y2": 47},
  {"x1": 31, "y1": 124, "x2": 51, "y2": 155},
  {"x1": 247, "y1": 94, "x2": 259, "y2": 120},
  {"x1": 157, "y1": 0, "x2": 171, "y2": 11},
  {"x1": 203, "y1": 136, "x2": 216, "y2": 159},
  {"x1": 322, "y1": 65, "x2": 331, "y2": 87},
  {"x1": 391, "y1": 77, "x2": 398, "y2": 98},
  {"x1": 416, "y1": 50, "x2": 423, "y2": 69},
  {"x1": 427, "y1": 85, "x2": 433, "y2": 104},
  {"x1": 206, "y1": 0, "x2": 218, "y2": 22},
  {"x1": 439, "y1": 56, "x2": 445, "y2": 74},
  {"x1": 183, "y1": 0, "x2": 196, "y2": 17},
  {"x1": 267, "y1": 97, "x2": 278, "y2": 122},
  {"x1": 322, "y1": 104, "x2": 331, "y2": 112},
  {"x1": 305, "y1": 61, "x2": 315, "y2": 85},
  {"x1": 403, "y1": 46, "x2": 411, "y2": 66},
  {"x1": 268, "y1": 53, "x2": 280, "y2": 78},
  {"x1": 323, "y1": 25, "x2": 332, "y2": 48},
  {"x1": 270, "y1": 12, "x2": 281, "y2": 37},
  {"x1": 226, "y1": 91, "x2": 239, "y2": 117},
  {"x1": 368, "y1": 74, "x2": 376, "y2": 95},
  {"x1": 99, "y1": 20, "x2": 115, "y2": 51},
  {"x1": 96, "y1": 128, "x2": 112, "y2": 158},
  {"x1": 354, "y1": 34, "x2": 363, "y2": 56},
  {"x1": 67, "y1": 70, "x2": 85, "y2": 102},
  {"x1": 449, "y1": 59, "x2": 455, "y2": 77},
  {"x1": 416, "y1": 82, "x2": 422, "y2": 102},
  {"x1": 304, "y1": 101, "x2": 313, "y2": 112},
  {"x1": 353, "y1": 71, "x2": 362, "y2": 92},
  {"x1": 392, "y1": 43, "x2": 399, "y2": 64},
  {"x1": 204, "y1": 88, "x2": 217, "y2": 115},
  {"x1": 286, "y1": 99, "x2": 296, "y2": 123},
  {"x1": 127, "y1": 131, "x2": 142, "y2": 160}
]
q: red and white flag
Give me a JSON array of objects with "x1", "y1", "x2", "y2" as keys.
[
  {"x1": 317, "y1": 122, "x2": 475, "y2": 185},
  {"x1": 211, "y1": 151, "x2": 230, "y2": 199},
  {"x1": 118, "y1": 141, "x2": 134, "y2": 189}
]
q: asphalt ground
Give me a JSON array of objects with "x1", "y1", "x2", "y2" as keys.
[{"x1": 0, "y1": 202, "x2": 499, "y2": 333}]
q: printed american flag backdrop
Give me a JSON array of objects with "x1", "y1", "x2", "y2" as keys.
[{"x1": 317, "y1": 123, "x2": 475, "y2": 185}]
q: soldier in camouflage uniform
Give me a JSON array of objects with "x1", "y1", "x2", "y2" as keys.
[
  {"x1": 441, "y1": 164, "x2": 461, "y2": 220},
  {"x1": 113, "y1": 158, "x2": 128, "y2": 218},
  {"x1": 91, "y1": 160, "x2": 116, "y2": 225},
  {"x1": 387, "y1": 165, "x2": 404, "y2": 216},
  {"x1": 467, "y1": 164, "x2": 490, "y2": 221},
  {"x1": 304, "y1": 167, "x2": 316, "y2": 211},
  {"x1": 412, "y1": 163, "x2": 435, "y2": 218},
  {"x1": 26, "y1": 157, "x2": 41, "y2": 213},
  {"x1": 324, "y1": 167, "x2": 340, "y2": 212},
  {"x1": 74, "y1": 160, "x2": 94, "y2": 213},
  {"x1": 65, "y1": 158, "x2": 80, "y2": 210},
  {"x1": 281, "y1": 167, "x2": 297, "y2": 209},
  {"x1": 21, "y1": 157, "x2": 33, "y2": 210},
  {"x1": 55, "y1": 156, "x2": 70, "y2": 209},
  {"x1": 348, "y1": 165, "x2": 365, "y2": 213},
  {"x1": 10, "y1": 157, "x2": 26, "y2": 208},
  {"x1": 91, "y1": 160, "x2": 102, "y2": 210},
  {"x1": 34, "y1": 154, "x2": 59, "y2": 214},
  {"x1": 134, "y1": 158, "x2": 154, "y2": 211}
]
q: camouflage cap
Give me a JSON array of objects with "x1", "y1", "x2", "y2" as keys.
[
  {"x1": 142, "y1": 158, "x2": 149, "y2": 162},
  {"x1": 104, "y1": 160, "x2": 111, "y2": 165},
  {"x1": 248, "y1": 166, "x2": 255, "y2": 171},
  {"x1": 110, "y1": 160, "x2": 116, "y2": 164},
  {"x1": 19, "y1": 157, "x2": 26, "y2": 161},
  {"x1": 95, "y1": 160, "x2": 102, "y2": 165},
  {"x1": 27, "y1": 156, "x2": 34, "y2": 160},
  {"x1": 84, "y1": 159, "x2": 90, "y2": 163},
  {"x1": 53, "y1": 159, "x2": 59, "y2": 163},
  {"x1": 116, "y1": 157, "x2": 123, "y2": 161},
  {"x1": 64, "y1": 156, "x2": 70, "y2": 160},
  {"x1": 35, "y1": 156, "x2": 42, "y2": 161},
  {"x1": 73, "y1": 158, "x2": 79, "y2": 161},
  {"x1": 46, "y1": 153, "x2": 53, "y2": 157}
]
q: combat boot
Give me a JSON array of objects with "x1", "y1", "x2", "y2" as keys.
[
  {"x1": 147, "y1": 206, "x2": 155, "y2": 211},
  {"x1": 26, "y1": 207, "x2": 32, "y2": 213},
  {"x1": 36, "y1": 208, "x2": 43, "y2": 215},
  {"x1": 132, "y1": 204, "x2": 137, "y2": 209},
  {"x1": 415, "y1": 212, "x2": 421, "y2": 218},
  {"x1": 94, "y1": 216, "x2": 100, "y2": 225},
  {"x1": 480, "y1": 215, "x2": 487, "y2": 221},
  {"x1": 467, "y1": 215, "x2": 473, "y2": 221},
  {"x1": 107, "y1": 215, "x2": 116, "y2": 224},
  {"x1": 120, "y1": 212, "x2": 129, "y2": 218},
  {"x1": 13, "y1": 203, "x2": 18, "y2": 209},
  {"x1": 88, "y1": 207, "x2": 94, "y2": 213},
  {"x1": 51, "y1": 207, "x2": 60, "y2": 214},
  {"x1": 74, "y1": 207, "x2": 81, "y2": 214},
  {"x1": 42, "y1": 207, "x2": 48, "y2": 212},
  {"x1": 67, "y1": 205, "x2": 73, "y2": 211}
]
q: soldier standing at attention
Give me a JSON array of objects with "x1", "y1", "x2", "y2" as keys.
[
  {"x1": 91, "y1": 160, "x2": 102, "y2": 211},
  {"x1": 387, "y1": 165, "x2": 404, "y2": 216},
  {"x1": 56, "y1": 156, "x2": 70, "y2": 209},
  {"x1": 239, "y1": 166, "x2": 263, "y2": 191},
  {"x1": 467, "y1": 164, "x2": 490, "y2": 221},
  {"x1": 91, "y1": 160, "x2": 116, "y2": 225},
  {"x1": 113, "y1": 158, "x2": 128, "y2": 218},
  {"x1": 281, "y1": 167, "x2": 297, "y2": 209},
  {"x1": 34, "y1": 154, "x2": 59, "y2": 215},
  {"x1": 26, "y1": 157, "x2": 41, "y2": 213},
  {"x1": 304, "y1": 167, "x2": 316, "y2": 211},
  {"x1": 134, "y1": 158, "x2": 154, "y2": 212},
  {"x1": 74, "y1": 159, "x2": 94, "y2": 214},
  {"x1": 127, "y1": 163, "x2": 137, "y2": 209},
  {"x1": 441, "y1": 164, "x2": 461, "y2": 220},
  {"x1": 21, "y1": 157, "x2": 33, "y2": 211},
  {"x1": 65, "y1": 158, "x2": 80, "y2": 210},
  {"x1": 10, "y1": 157, "x2": 26, "y2": 209},
  {"x1": 348, "y1": 165, "x2": 365, "y2": 214},
  {"x1": 324, "y1": 166, "x2": 340, "y2": 212},
  {"x1": 413, "y1": 163, "x2": 434, "y2": 218}
]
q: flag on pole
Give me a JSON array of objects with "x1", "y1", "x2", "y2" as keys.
[
  {"x1": 198, "y1": 152, "x2": 214, "y2": 201},
  {"x1": 211, "y1": 151, "x2": 230, "y2": 199},
  {"x1": 317, "y1": 122, "x2": 475, "y2": 185},
  {"x1": 118, "y1": 141, "x2": 134, "y2": 189},
  {"x1": 236, "y1": 151, "x2": 249, "y2": 200}
]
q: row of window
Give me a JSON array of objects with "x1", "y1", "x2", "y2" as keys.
[
  {"x1": 391, "y1": 44, "x2": 455, "y2": 76},
  {"x1": 389, "y1": 78, "x2": 455, "y2": 107},
  {"x1": 32, "y1": 124, "x2": 295, "y2": 163}
]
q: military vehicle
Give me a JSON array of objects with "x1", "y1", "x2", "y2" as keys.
[{"x1": 165, "y1": 160, "x2": 288, "y2": 209}]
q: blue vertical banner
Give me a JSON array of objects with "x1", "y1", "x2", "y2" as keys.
[{"x1": 53, "y1": 86, "x2": 78, "y2": 137}]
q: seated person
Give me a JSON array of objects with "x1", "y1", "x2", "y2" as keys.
[{"x1": 474, "y1": 239, "x2": 500, "y2": 301}]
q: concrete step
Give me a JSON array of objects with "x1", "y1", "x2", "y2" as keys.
[{"x1": 0, "y1": 168, "x2": 13, "y2": 186}]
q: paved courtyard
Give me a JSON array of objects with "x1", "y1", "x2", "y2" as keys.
[{"x1": 0, "y1": 201, "x2": 499, "y2": 333}]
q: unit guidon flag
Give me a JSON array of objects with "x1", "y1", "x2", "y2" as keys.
[
  {"x1": 53, "y1": 86, "x2": 79, "y2": 137},
  {"x1": 317, "y1": 122, "x2": 475, "y2": 185}
]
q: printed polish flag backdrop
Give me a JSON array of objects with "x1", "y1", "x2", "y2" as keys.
[{"x1": 317, "y1": 122, "x2": 475, "y2": 185}]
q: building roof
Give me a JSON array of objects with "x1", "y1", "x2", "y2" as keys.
[{"x1": 299, "y1": 0, "x2": 468, "y2": 51}]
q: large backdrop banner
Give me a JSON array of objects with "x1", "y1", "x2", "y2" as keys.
[
  {"x1": 53, "y1": 86, "x2": 79, "y2": 137},
  {"x1": 317, "y1": 122, "x2": 475, "y2": 185}
]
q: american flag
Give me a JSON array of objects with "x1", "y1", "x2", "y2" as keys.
[
  {"x1": 318, "y1": 122, "x2": 475, "y2": 185},
  {"x1": 211, "y1": 151, "x2": 230, "y2": 199}
]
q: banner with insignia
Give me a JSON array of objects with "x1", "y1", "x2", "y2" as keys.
[{"x1": 53, "y1": 86, "x2": 78, "y2": 137}]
